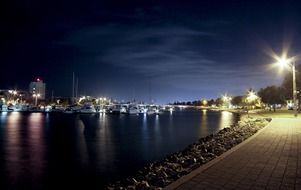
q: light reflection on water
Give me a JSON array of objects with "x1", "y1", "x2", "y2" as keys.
[
  {"x1": 0, "y1": 110, "x2": 236, "y2": 189},
  {"x1": 200, "y1": 109, "x2": 208, "y2": 136},
  {"x1": 27, "y1": 113, "x2": 45, "y2": 180},
  {"x1": 5, "y1": 112, "x2": 22, "y2": 181},
  {"x1": 218, "y1": 111, "x2": 234, "y2": 130}
]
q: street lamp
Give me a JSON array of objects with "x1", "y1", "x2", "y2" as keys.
[
  {"x1": 222, "y1": 95, "x2": 232, "y2": 109},
  {"x1": 19, "y1": 94, "x2": 23, "y2": 103},
  {"x1": 246, "y1": 90, "x2": 258, "y2": 103},
  {"x1": 275, "y1": 56, "x2": 298, "y2": 117},
  {"x1": 33, "y1": 93, "x2": 40, "y2": 106}
]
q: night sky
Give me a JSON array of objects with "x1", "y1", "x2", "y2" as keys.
[{"x1": 1, "y1": 0, "x2": 301, "y2": 103}]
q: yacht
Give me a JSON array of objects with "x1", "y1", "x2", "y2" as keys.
[
  {"x1": 120, "y1": 106, "x2": 128, "y2": 114},
  {"x1": 112, "y1": 104, "x2": 121, "y2": 114},
  {"x1": 70, "y1": 105, "x2": 82, "y2": 113},
  {"x1": 128, "y1": 106, "x2": 139, "y2": 115},
  {"x1": 146, "y1": 107, "x2": 156, "y2": 115},
  {"x1": 138, "y1": 105, "x2": 147, "y2": 114},
  {"x1": 80, "y1": 104, "x2": 96, "y2": 113},
  {"x1": 7, "y1": 104, "x2": 23, "y2": 112},
  {"x1": 1, "y1": 105, "x2": 8, "y2": 112},
  {"x1": 45, "y1": 105, "x2": 52, "y2": 112},
  {"x1": 52, "y1": 105, "x2": 65, "y2": 112},
  {"x1": 154, "y1": 107, "x2": 162, "y2": 114},
  {"x1": 63, "y1": 107, "x2": 74, "y2": 114}
]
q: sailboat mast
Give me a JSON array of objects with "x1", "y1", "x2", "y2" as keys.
[
  {"x1": 72, "y1": 72, "x2": 75, "y2": 104},
  {"x1": 76, "y1": 77, "x2": 79, "y2": 99}
]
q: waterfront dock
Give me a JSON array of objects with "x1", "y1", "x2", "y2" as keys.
[{"x1": 166, "y1": 114, "x2": 301, "y2": 190}]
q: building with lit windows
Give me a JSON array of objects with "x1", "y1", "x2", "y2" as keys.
[{"x1": 29, "y1": 78, "x2": 46, "y2": 99}]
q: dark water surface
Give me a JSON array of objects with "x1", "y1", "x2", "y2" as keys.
[{"x1": 0, "y1": 110, "x2": 237, "y2": 189}]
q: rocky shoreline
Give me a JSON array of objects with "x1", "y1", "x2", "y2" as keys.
[{"x1": 107, "y1": 116, "x2": 271, "y2": 190}]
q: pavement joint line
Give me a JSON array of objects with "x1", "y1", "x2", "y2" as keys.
[{"x1": 164, "y1": 118, "x2": 273, "y2": 190}]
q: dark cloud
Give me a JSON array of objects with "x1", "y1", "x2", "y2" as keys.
[{"x1": 62, "y1": 22, "x2": 282, "y2": 102}]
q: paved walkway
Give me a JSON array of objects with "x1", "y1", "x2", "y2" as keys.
[{"x1": 167, "y1": 118, "x2": 301, "y2": 190}]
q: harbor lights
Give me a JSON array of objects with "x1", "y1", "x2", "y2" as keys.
[
  {"x1": 33, "y1": 93, "x2": 40, "y2": 106},
  {"x1": 8, "y1": 90, "x2": 18, "y2": 103},
  {"x1": 222, "y1": 95, "x2": 232, "y2": 109},
  {"x1": 99, "y1": 97, "x2": 103, "y2": 104},
  {"x1": 273, "y1": 54, "x2": 298, "y2": 117},
  {"x1": 98, "y1": 97, "x2": 107, "y2": 105}
]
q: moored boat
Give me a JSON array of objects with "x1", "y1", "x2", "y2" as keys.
[
  {"x1": 64, "y1": 107, "x2": 75, "y2": 114},
  {"x1": 128, "y1": 106, "x2": 139, "y2": 115},
  {"x1": 80, "y1": 104, "x2": 96, "y2": 113}
]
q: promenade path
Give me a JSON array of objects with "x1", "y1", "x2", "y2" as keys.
[{"x1": 166, "y1": 116, "x2": 301, "y2": 190}]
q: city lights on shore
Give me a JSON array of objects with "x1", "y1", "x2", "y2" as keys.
[{"x1": 33, "y1": 93, "x2": 40, "y2": 106}]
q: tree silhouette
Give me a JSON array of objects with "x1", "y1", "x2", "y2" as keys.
[{"x1": 258, "y1": 86, "x2": 285, "y2": 105}]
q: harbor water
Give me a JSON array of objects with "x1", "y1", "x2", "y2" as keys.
[{"x1": 0, "y1": 110, "x2": 237, "y2": 189}]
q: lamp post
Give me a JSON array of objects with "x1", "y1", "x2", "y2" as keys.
[
  {"x1": 292, "y1": 61, "x2": 297, "y2": 117},
  {"x1": 275, "y1": 56, "x2": 298, "y2": 117},
  {"x1": 245, "y1": 90, "x2": 258, "y2": 117},
  {"x1": 19, "y1": 94, "x2": 23, "y2": 103},
  {"x1": 33, "y1": 93, "x2": 40, "y2": 106}
]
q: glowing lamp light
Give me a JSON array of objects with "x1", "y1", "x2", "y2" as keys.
[
  {"x1": 278, "y1": 58, "x2": 290, "y2": 68},
  {"x1": 33, "y1": 93, "x2": 40, "y2": 106},
  {"x1": 33, "y1": 93, "x2": 41, "y2": 98},
  {"x1": 222, "y1": 95, "x2": 232, "y2": 102},
  {"x1": 272, "y1": 53, "x2": 294, "y2": 69},
  {"x1": 246, "y1": 90, "x2": 258, "y2": 103}
]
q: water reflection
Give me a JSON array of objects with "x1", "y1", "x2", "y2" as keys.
[
  {"x1": 27, "y1": 113, "x2": 45, "y2": 179},
  {"x1": 218, "y1": 111, "x2": 233, "y2": 130},
  {"x1": 200, "y1": 109, "x2": 209, "y2": 136},
  {"x1": 5, "y1": 112, "x2": 22, "y2": 181},
  {"x1": 155, "y1": 115, "x2": 160, "y2": 132},
  {"x1": 153, "y1": 114, "x2": 161, "y2": 148},
  {"x1": 76, "y1": 113, "x2": 115, "y2": 172},
  {"x1": 167, "y1": 111, "x2": 174, "y2": 141},
  {"x1": 0, "y1": 111, "x2": 8, "y2": 121},
  {"x1": 75, "y1": 116, "x2": 88, "y2": 167},
  {"x1": 142, "y1": 113, "x2": 148, "y2": 131},
  {"x1": 0, "y1": 110, "x2": 236, "y2": 189},
  {"x1": 141, "y1": 114, "x2": 149, "y2": 159},
  {"x1": 96, "y1": 113, "x2": 114, "y2": 171}
]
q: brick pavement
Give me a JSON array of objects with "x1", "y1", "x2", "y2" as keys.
[{"x1": 166, "y1": 118, "x2": 301, "y2": 190}]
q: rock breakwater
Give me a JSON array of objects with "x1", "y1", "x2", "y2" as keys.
[{"x1": 108, "y1": 117, "x2": 271, "y2": 190}]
